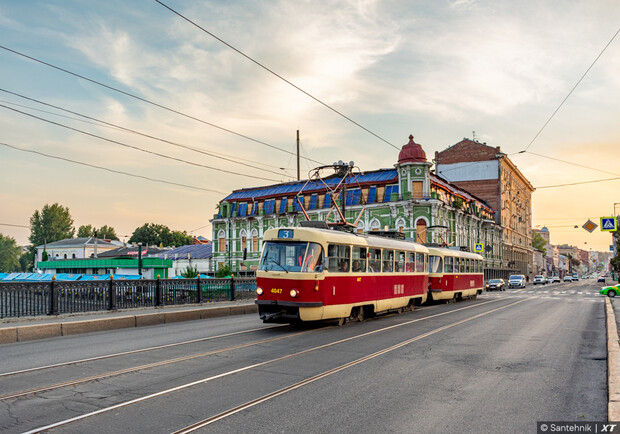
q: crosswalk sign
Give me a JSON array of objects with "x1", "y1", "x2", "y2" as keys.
[
  {"x1": 474, "y1": 243, "x2": 484, "y2": 253},
  {"x1": 601, "y1": 217, "x2": 617, "y2": 232}
]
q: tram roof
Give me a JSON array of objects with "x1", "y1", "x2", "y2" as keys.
[
  {"x1": 426, "y1": 245, "x2": 484, "y2": 260},
  {"x1": 262, "y1": 227, "x2": 430, "y2": 253}
]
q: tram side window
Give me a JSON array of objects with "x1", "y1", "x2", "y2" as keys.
[
  {"x1": 368, "y1": 248, "x2": 381, "y2": 272},
  {"x1": 395, "y1": 251, "x2": 405, "y2": 272},
  {"x1": 406, "y1": 252, "x2": 415, "y2": 272},
  {"x1": 328, "y1": 244, "x2": 351, "y2": 272},
  {"x1": 415, "y1": 252, "x2": 425, "y2": 272},
  {"x1": 444, "y1": 256, "x2": 453, "y2": 273},
  {"x1": 382, "y1": 250, "x2": 394, "y2": 272},
  {"x1": 429, "y1": 255, "x2": 443, "y2": 273},
  {"x1": 352, "y1": 246, "x2": 367, "y2": 272},
  {"x1": 454, "y1": 257, "x2": 460, "y2": 273},
  {"x1": 465, "y1": 259, "x2": 470, "y2": 273}
]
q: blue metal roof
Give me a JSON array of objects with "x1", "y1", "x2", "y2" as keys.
[
  {"x1": 151, "y1": 244, "x2": 213, "y2": 260},
  {"x1": 223, "y1": 169, "x2": 398, "y2": 202}
]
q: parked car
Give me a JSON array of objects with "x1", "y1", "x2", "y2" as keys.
[
  {"x1": 572, "y1": 274, "x2": 579, "y2": 281},
  {"x1": 486, "y1": 279, "x2": 505, "y2": 291},
  {"x1": 600, "y1": 284, "x2": 619, "y2": 298},
  {"x1": 598, "y1": 276, "x2": 606, "y2": 283},
  {"x1": 533, "y1": 275, "x2": 546, "y2": 285},
  {"x1": 563, "y1": 275, "x2": 573, "y2": 282},
  {"x1": 508, "y1": 274, "x2": 526, "y2": 289},
  {"x1": 546, "y1": 277, "x2": 554, "y2": 284},
  {"x1": 552, "y1": 276, "x2": 561, "y2": 283}
]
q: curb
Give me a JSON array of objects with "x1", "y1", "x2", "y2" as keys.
[
  {"x1": 606, "y1": 297, "x2": 620, "y2": 421},
  {"x1": 0, "y1": 304, "x2": 258, "y2": 345}
]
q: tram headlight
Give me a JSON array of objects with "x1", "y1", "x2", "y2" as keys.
[
  {"x1": 256, "y1": 287, "x2": 264, "y2": 296},
  {"x1": 289, "y1": 289, "x2": 299, "y2": 298}
]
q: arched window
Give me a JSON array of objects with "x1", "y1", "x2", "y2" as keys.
[
  {"x1": 251, "y1": 229, "x2": 258, "y2": 252},
  {"x1": 239, "y1": 229, "x2": 247, "y2": 252},
  {"x1": 218, "y1": 230, "x2": 226, "y2": 253},
  {"x1": 395, "y1": 217, "x2": 406, "y2": 234},
  {"x1": 356, "y1": 221, "x2": 365, "y2": 234},
  {"x1": 72, "y1": 253, "x2": 76, "y2": 259},
  {"x1": 63, "y1": 254, "x2": 67, "y2": 259},
  {"x1": 415, "y1": 218, "x2": 427, "y2": 244},
  {"x1": 369, "y1": 218, "x2": 381, "y2": 232}
]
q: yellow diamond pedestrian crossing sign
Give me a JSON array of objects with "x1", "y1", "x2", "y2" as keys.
[{"x1": 601, "y1": 217, "x2": 617, "y2": 232}]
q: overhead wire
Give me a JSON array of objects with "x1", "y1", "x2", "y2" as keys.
[
  {"x1": 522, "y1": 25, "x2": 620, "y2": 152},
  {"x1": 0, "y1": 88, "x2": 296, "y2": 179},
  {"x1": 0, "y1": 103, "x2": 284, "y2": 183},
  {"x1": 155, "y1": 0, "x2": 400, "y2": 151},
  {"x1": 0, "y1": 142, "x2": 226, "y2": 194},
  {"x1": 0, "y1": 45, "x2": 325, "y2": 166}
]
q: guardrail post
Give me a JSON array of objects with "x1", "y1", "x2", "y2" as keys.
[
  {"x1": 196, "y1": 275, "x2": 202, "y2": 303},
  {"x1": 108, "y1": 275, "x2": 116, "y2": 310},
  {"x1": 229, "y1": 276, "x2": 236, "y2": 301},
  {"x1": 155, "y1": 276, "x2": 162, "y2": 307},
  {"x1": 49, "y1": 275, "x2": 58, "y2": 315}
]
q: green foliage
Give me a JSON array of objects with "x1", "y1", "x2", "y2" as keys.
[
  {"x1": 129, "y1": 223, "x2": 192, "y2": 247},
  {"x1": 19, "y1": 251, "x2": 33, "y2": 272},
  {"x1": 452, "y1": 196, "x2": 463, "y2": 210},
  {"x1": 181, "y1": 264, "x2": 199, "y2": 278},
  {"x1": 77, "y1": 224, "x2": 95, "y2": 238},
  {"x1": 0, "y1": 233, "x2": 22, "y2": 272},
  {"x1": 77, "y1": 224, "x2": 119, "y2": 240},
  {"x1": 611, "y1": 232, "x2": 620, "y2": 276},
  {"x1": 216, "y1": 264, "x2": 232, "y2": 278},
  {"x1": 29, "y1": 203, "x2": 75, "y2": 246},
  {"x1": 532, "y1": 231, "x2": 547, "y2": 256}
]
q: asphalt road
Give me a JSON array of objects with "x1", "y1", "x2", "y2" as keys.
[{"x1": 0, "y1": 279, "x2": 608, "y2": 433}]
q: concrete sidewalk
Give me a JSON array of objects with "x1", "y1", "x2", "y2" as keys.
[
  {"x1": 608, "y1": 298, "x2": 620, "y2": 421},
  {"x1": 0, "y1": 300, "x2": 258, "y2": 345}
]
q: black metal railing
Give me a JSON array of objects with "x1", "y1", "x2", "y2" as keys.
[{"x1": 0, "y1": 277, "x2": 256, "y2": 319}]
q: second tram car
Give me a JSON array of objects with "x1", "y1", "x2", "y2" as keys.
[
  {"x1": 255, "y1": 227, "x2": 429, "y2": 323},
  {"x1": 427, "y1": 247, "x2": 485, "y2": 301}
]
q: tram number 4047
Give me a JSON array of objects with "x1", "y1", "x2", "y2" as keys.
[{"x1": 271, "y1": 288, "x2": 283, "y2": 294}]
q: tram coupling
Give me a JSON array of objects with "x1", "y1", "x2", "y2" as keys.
[{"x1": 260, "y1": 310, "x2": 286, "y2": 322}]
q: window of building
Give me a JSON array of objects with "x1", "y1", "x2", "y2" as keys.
[
  {"x1": 293, "y1": 196, "x2": 303, "y2": 212},
  {"x1": 251, "y1": 229, "x2": 258, "y2": 252},
  {"x1": 346, "y1": 189, "x2": 361, "y2": 206},
  {"x1": 218, "y1": 230, "x2": 226, "y2": 253},
  {"x1": 415, "y1": 219, "x2": 427, "y2": 244},
  {"x1": 308, "y1": 194, "x2": 318, "y2": 210},
  {"x1": 324, "y1": 193, "x2": 332, "y2": 208},
  {"x1": 238, "y1": 202, "x2": 248, "y2": 217},
  {"x1": 367, "y1": 186, "x2": 377, "y2": 204},
  {"x1": 412, "y1": 181, "x2": 423, "y2": 199},
  {"x1": 384, "y1": 185, "x2": 399, "y2": 202}
]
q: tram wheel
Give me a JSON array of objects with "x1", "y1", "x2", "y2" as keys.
[{"x1": 337, "y1": 317, "x2": 347, "y2": 326}]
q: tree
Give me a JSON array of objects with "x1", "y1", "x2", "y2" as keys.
[
  {"x1": 129, "y1": 223, "x2": 192, "y2": 247},
  {"x1": 77, "y1": 224, "x2": 95, "y2": 238},
  {"x1": 19, "y1": 251, "x2": 33, "y2": 272},
  {"x1": 29, "y1": 203, "x2": 75, "y2": 247},
  {"x1": 98, "y1": 225, "x2": 118, "y2": 240},
  {"x1": 0, "y1": 233, "x2": 21, "y2": 272},
  {"x1": 532, "y1": 231, "x2": 547, "y2": 256},
  {"x1": 181, "y1": 264, "x2": 199, "y2": 278},
  {"x1": 77, "y1": 224, "x2": 119, "y2": 240},
  {"x1": 216, "y1": 264, "x2": 232, "y2": 278}
]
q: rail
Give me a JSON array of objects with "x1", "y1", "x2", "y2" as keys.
[{"x1": 0, "y1": 277, "x2": 256, "y2": 319}]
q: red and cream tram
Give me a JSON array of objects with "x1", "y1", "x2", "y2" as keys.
[
  {"x1": 427, "y1": 246, "x2": 485, "y2": 301},
  {"x1": 255, "y1": 226, "x2": 429, "y2": 323}
]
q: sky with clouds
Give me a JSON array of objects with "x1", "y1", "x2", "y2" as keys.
[{"x1": 1, "y1": 0, "x2": 619, "y2": 252}]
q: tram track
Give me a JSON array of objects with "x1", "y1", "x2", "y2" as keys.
[
  {"x1": 0, "y1": 324, "x2": 286, "y2": 378},
  {"x1": 20, "y1": 297, "x2": 525, "y2": 433}
]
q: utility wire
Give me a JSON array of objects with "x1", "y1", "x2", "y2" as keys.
[
  {"x1": 0, "y1": 103, "x2": 284, "y2": 183},
  {"x1": 0, "y1": 223, "x2": 30, "y2": 228},
  {"x1": 521, "y1": 150, "x2": 619, "y2": 176},
  {"x1": 0, "y1": 88, "x2": 295, "y2": 179},
  {"x1": 522, "y1": 25, "x2": 620, "y2": 152},
  {"x1": 155, "y1": 0, "x2": 400, "y2": 151},
  {"x1": 0, "y1": 45, "x2": 325, "y2": 166},
  {"x1": 535, "y1": 175, "x2": 620, "y2": 189},
  {"x1": 0, "y1": 142, "x2": 226, "y2": 194}
]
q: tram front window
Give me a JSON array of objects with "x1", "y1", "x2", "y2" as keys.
[
  {"x1": 429, "y1": 255, "x2": 443, "y2": 273},
  {"x1": 259, "y1": 242, "x2": 323, "y2": 272}
]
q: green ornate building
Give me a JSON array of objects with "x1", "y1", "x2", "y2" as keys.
[{"x1": 211, "y1": 136, "x2": 505, "y2": 278}]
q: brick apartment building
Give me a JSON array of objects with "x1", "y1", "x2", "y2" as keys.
[{"x1": 435, "y1": 138, "x2": 535, "y2": 279}]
